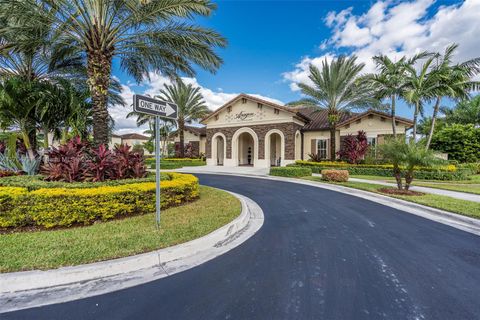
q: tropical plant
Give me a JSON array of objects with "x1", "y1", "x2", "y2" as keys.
[
  {"x1": 337, "y1": 131, "x2": 369, "y2": 164},
  {"x1": 4, "y1": 0, "x2": 227, "y2": 146},
  {"x1": 403, "y1": 54, "x2": 440, "y2": 141},
  {"x1": 366, "y1": 52, "x2": 429, "y2": 138},
  {"x1": 443, "y1": 95, "x2": 480, "y2": 126},
  {"x1": 379, "y1": 139, "x2": 439, "y2": 190},
  {"x1": 288, "y1": 56, "x2": 378, "y2": 160},
  {"x1": 425, "y1": 44, "x2": 480, "y2": 150},
  {"x1": 0, "y1": 77, "x2": 40, "y2": 159},
  {"x1": 160, "y1": 79, "x2": 209, "y2": 158},
  {"x1": 42, "y1": 137, "x2": 146, "y2": 182},
  {"x1": 19, "y1": 154, "x2": 41, "y2": 176},
  {"x1": 430, "y1": 124, "x2": 480, "y2": 163}
]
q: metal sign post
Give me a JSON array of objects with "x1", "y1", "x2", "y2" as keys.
[{"x1": 133, "y1": 94, "x2": 178, "y2": 228}]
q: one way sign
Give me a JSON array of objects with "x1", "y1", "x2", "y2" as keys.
[{"x1": 133, "y1": 94, "x2": 178, "y2": 120}]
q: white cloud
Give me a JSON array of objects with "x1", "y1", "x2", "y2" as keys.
[
  {"x1": 284, "y1": 0, "x2": 480, "y2": 89},
  {"x1": 110, "y1": 72, "x2": 284, "y2": 133}
]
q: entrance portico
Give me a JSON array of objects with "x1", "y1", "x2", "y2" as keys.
[{"x1": 202, "y1": 94, "x2": 306, "y2": 168}]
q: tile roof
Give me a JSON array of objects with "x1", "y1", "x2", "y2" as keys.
[
  {"x1": 119, "y1": 133, "x2": 149, "y2": 140},
  {"x1": 299, "y1": 108, "x2": 357, "y2": 131},
  {"x1": 184, "y1": 125, "x2": 206, "y2": 136},
  {"x1": 298, "y1": 108, "x2": 413, "y2": 131}
]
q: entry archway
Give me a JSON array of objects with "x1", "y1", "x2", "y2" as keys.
[
  {"x1": 265, "y1": 129, "x2": 285, "y2": 167},
  {"x1": 232, "y1": 127, "x2": 258, "y2": 167},
  {"x1": 211, "y1": 132, "x2": 226, "y2": 166}
]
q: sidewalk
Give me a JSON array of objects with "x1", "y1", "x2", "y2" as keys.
[{"x1": 312, "y1": 174, "x2": 480, "y2": 203}]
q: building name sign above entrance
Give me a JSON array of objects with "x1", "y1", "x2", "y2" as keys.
[{"x1": 234, "y1": 111, "x2": 255, "y2": 121}]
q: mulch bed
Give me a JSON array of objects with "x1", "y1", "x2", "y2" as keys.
[{"x1": 379, "y1": 188, "x2": 425, "y2": 196}]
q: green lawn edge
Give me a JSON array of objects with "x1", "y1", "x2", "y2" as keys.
[
  {"x1": 301, "y1": 176, "x2": 480, "y2": 220},
  {"x1": 0, "y1": 185, "x2": 241, "y2": 273},
  {"x1": 350, "y1": 174, "x2": 480, "y2": 195}
]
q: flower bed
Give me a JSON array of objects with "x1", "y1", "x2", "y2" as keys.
[
  {"x1": 290, "y1": 161, "x2": 471, "y2": 181},
  {"x1": 0, "y1": 172, "x2": 199, "y2": 229}
]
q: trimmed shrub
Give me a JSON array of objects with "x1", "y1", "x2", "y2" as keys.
[
  {"x1": 0, "y1": 173, "x2": 199, "y2": 229},
  {"x1": 321, "y1": 170, "x2": 349, "y2": 182},
  {"x1": 289, "y1": 161, "x2": 471, "y2": 181},
  {"x1": 270, "y1": 166, "x2": 312, "y2": 177}
]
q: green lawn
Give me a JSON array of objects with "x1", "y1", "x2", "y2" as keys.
[
  {"x1": 303, "y1": 177, "x2": 480, "y2": 220},
  {"x1": 350, "y1": 174, "x2": 480, "y2": 195},
  {"x1": 146, "y1": 159, "x2": 206, "y2": 170},
  {"x1": 0, "y1": 186, "x2": 240, "y2": 273}
]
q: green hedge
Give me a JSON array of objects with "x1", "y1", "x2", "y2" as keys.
[
  {"x1": 0, "y1": 173, "x2": 199, "y2": 229},
  {"x1": 146, "y1": 159, "x2": 206, "y2": 169},
  {"x1": 288, "y1": 163, "x2": 471, "y2": 180},
  {"x1": 270, "y1": 167, "x2": 312, "y2": 178}
]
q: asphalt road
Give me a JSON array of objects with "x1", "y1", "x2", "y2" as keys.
[{"x1": 5, "y1": 174, "x2": 480, "y2": 320}]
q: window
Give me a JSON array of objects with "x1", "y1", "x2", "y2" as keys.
[
  {"x1": 317, "y1": 139, "x2": 328, "y2": 159},
  {"x1": 367, "y1": 137, "x2": 376, "y2": 146},
  {"x1": 274, "y1": 109, "x2": 280, "y2": 115},
  {"x1": 367, "y1": 137, "x2": 377, "y2": 157}
]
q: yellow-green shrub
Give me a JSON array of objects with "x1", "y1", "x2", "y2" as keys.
[{"x1": 0, "y1": 173, "x2": 199, "y2": 229}]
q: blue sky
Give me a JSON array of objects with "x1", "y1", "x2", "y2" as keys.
[{"x1": 111, "y1": 0, "x2": 479, "y2": 134}]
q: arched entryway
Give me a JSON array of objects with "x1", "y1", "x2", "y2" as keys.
[
  {"x1": 265, "y1": 129, "x2": 285, "y2": 167},
  {"x1": 232, "y1": 128, "x2": 258, "y2": 167},
  {"x1": 211, "y1": 133, "x2": 226, "y2": 166},
  {"x1": 237, "y1": 132, "x2": 254, "y2": 166}
]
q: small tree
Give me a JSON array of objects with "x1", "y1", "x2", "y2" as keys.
[
  {"x1": 379, "y1": 139, "x2": 439, "y2": 190},
  {"x1": 337, "y1": 131, "x2": 369, "y2": 164}
]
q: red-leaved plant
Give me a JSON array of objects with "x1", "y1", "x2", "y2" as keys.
[
  {"x1": 42, "y1": 137, "x2": 147, "y2": 182},
  {"x1": 337, "y1": 131, "x2": 369, "y2": 164}
]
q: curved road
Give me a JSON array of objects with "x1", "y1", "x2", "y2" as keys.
[{"x1": 5, "y1": 174, "x2": 480, "y2": 320}]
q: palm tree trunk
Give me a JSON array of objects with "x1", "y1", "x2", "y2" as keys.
[
  {"x1": 425, "y1": 97, "x2": 441, "y2": 150},
  {"x1": 393, "y1": 165, "x2": 403, "y2": 190},
  {"x1": 87, "y1": 50, "x2": 113, "y2": 146},
  {"x1": 404, "y1": 170, "x2": 414, "y2": 191},
  {"x1": 391, "y1": 95, "x2": 397, "y2": 138},
  {"x1": 20, "y1": 129, "x2": 35, "y2": 161},
  {"x1": 178, "y1": 119, "x2": 185, "y2": 158},
  {"x1": 329, "y1": 125, "x2": 336, "y2": 161},
  {"x1": 412, "y1": 101, "x2": 419, "y2": 142},
  {"x1": 43, "y1": 126, "x2": 49, "y2": 149}
]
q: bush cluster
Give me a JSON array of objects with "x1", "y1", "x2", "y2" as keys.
[
  {"x1": 42, "y1": 137, "x2": 146, "y2": 182},
  {"x1": 290, "y1": 161, "x2": 471, "y2": 181},
  {"x1": 269, "y1": 166, "x2": 312, "y2": 178},
  {"x1": 321, "y1": 170, "x2": 349, "y2": 182},
  {"x1": 0, "y1": 172, "x2": 199, "y2": 229},
  {"x1": 430, "y1": 124, "x2": 480, "y2": 163}
]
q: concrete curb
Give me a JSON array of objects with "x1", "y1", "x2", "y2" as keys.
[
  {"x1": 182, "y1": 170, "x2": 480, "y2": 236},
  {"x1": 0, "y1": 191, "x2": 264, "y2": 313}
]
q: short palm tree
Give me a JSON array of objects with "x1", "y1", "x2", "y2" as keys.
[
  {"x1": 366, "y1": 53, "x2": 428, "y2": 138},
  {"x1": 425, "y1": 44, "x2": 480, "y2": 149},
  {"x1": 159, "y1": 79, "x2": 209, "y2": 158},
  {"x1": 0, "y1": 77, "x2": 41, "y2": 159},
  {"x1": 379, "y1": 139, "x2": 439, "y2": 190},
  {"x1": 288, "y1": 56, "x2": 378, "y2": 160},
  {"x1": 4, "y1": 0, "x2": 226, "y2": 145}
]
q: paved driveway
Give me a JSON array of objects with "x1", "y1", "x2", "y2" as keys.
[{"x1": 4, "y1": 174, "x2": 480, "y2": 320}]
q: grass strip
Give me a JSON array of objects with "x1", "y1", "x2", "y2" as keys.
[
  {"x1": 0, "y1": 186, "x2": 240, "y2": 272},
  {"x1": 303, "y1": 176, "x2": 480, "y2": 220}
]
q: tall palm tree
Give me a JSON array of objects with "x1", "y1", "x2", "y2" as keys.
[
  {"x1": 3, "y1": 0, "x2": 226, "y2": 146},
  {"x1": 288, "y1": 56, "x2": 377, "y2": 161},
  {"x1": 425, "y1": 44, "x2": 480, "y2": 149},
  {"x1": 403, "y1": 54, "x2": 440, "y2": 141},
  {"x1": 366, "y1": 52, "x2": 428, "y2": 138},
  {"x1": 160, "y1": 79, "x2": 209, "y2": 158}
]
